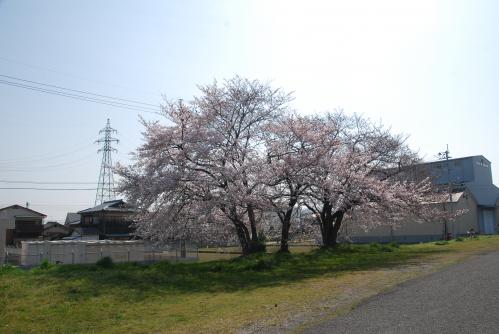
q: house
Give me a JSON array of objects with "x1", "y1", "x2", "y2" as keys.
[
  {"x1": 0, "y1": 205, "x2": 46, "y2": 246},
  {"x1": 0, "y1": 204, "x2": 46, "y2": 262},
  {"x1": 64, "y1": 212, "x2": 81, "y2": 225},
  {"x1": 340, "y1": 155, "x2": 499, "y2": 243},
  {"x1": 69, "y1": 199, "x2": 137, "y2": 240},
  {"x1": 42, "y1": 221, "x2": 72, "y2": 240}
]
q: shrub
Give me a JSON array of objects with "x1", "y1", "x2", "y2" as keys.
[
  {"x1": 388, "y1": 241, "x2": 400, "y2": 248},
  {"x1": 380, "y1": 245, "x2": 394, "y2": 252},
  {"x1": 250, "y1": 240, "x2": 266, "y2": 253},
  {"x1": 435, "y1": 241, "x2": 448, "y2": 246},
  {"x1": 370, "y1": 242, "x2": 397, "y2": 252},
  {"x1": 455, "y1": 237, "x2": 464, "y2": 242},
  {"x1": 39, "y1": 259, "x2": 50, "y2": 270},
  {"x1": 96, "y1": 256, "x2": 114, "y2": 268},
  {"x1": 0, "y1": 264, "x2": 16, "y2": 275}
]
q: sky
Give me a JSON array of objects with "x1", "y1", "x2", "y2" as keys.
[{"x1": 0, "y1": 0, "x2": 498, "y2": 222}]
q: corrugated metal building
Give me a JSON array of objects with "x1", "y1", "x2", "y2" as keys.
[{"x1": 341, "y1": 155, "x2": 499, "y2": 242}]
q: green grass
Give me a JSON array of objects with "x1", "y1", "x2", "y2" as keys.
[
  {"x1": 1, "y1": 237, "x2": 499, "y2": 333},
  {"x1": 197, "y1": 243, "x2": 318, "y2": 262}
]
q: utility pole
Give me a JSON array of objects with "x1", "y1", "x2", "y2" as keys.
[
  {"x1": 437, "y1": 145, "x2": 453, "y2": 239},
  {"x1": 95, "y1": 119, "x2": 119, "y2": 205}
]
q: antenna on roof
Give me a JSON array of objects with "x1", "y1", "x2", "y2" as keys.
[
  {"x1": 437, "y1": 144, "x2": 451, "y2": 161},
  {"x1": 437, "y1": 144, "x2": 453, "y2": 239}
]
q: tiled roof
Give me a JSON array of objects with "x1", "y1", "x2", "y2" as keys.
[
  {"x1": 65, "y1": 213, "x2": 81, "y2": 224},
  {"x1": 0, "y1": 204, "x2": 47, "y2": 217},
  {"x1": 77, "y1": 199, "x2": 137, "y2": 214}
]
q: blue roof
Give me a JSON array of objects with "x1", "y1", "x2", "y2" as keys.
[{"x1": 466, "y1": 184, "x2": 499, "y2": 207}]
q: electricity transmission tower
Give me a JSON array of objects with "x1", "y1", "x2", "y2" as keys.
[{"x1": 95, "y1": 118, "x2": 119, "y2": 205}]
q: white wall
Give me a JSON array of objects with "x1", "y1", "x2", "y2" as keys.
[
  {"x1": 0, "y1": 217, "x2": 15, "y2": 263},
  {"x1": 20, "y1": 240, "x2": 145, "y2": 266}
]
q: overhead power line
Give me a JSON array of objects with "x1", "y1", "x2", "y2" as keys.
[
  {"x1": 0, "y1": 55, "x2": 159, "y2": 96},
  {"x1": 0, "y1": 152, "x2": 97, "y2": 172},
  {"x1": 0, "y1": 135, "x2": 96, "y2": 163},
  {"x1": 0, "y1": 203, "x2": 91, "y2": 207},
  {"x1": 0, "y1": 180, "x2": 96, "y2": 184},
  {"x1": 0, "y1": 187, "x2": 98, "y2": 191},
  {"x1": 0, "y1": 78, "x2": 160, "y2": 113},
  {"x1": 0, "y1": 74, "x2": 158, "y2": 107},
  {"x1": 0, "y1": 76, "x2": 162, "y2": 114}
]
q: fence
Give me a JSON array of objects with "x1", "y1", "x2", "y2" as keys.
[
  {"x1": 2, "y1": 240, "x2": 319, "y2": 267},
  {"x1": 3, "y1": 240, "x2": 198, "y2": 267}
]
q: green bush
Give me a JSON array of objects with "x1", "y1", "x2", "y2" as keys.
[
  {"x1": 39, "y1": 259, "x2": 50, "y2": 270},
  {"x1": 455, "y1": 237, "x2": 464, "y2": 242},
  {"x1": 435, "y1": 240, "x2": 449, "y2": 246},
  {"x1": 0, "y1": 264, "x2": 16, "y2": 274},
  {"x1": 368, "y1": 243, "x2": 394, "y2": 252},
  {"x1": 388, "y1": 241, "x2": 400, "y2": 248},
  {"x1": 96, "y1": 256, "x2": 114, "y2": 268},
  {"x1": 381, "y1": 245, "x2": 394, "y2": 252}
]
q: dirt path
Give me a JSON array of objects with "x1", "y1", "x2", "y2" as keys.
[
  {"x1": 239, "y1": 244, "x2": 487, "y2": 334},
  {"x1": 304, "y1": 251, "x2": 499, "y2": 334}
]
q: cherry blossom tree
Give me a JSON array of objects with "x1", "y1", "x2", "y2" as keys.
[
  {"x1": 302, "y1": 112, "x2": 451, "y2": 247},
  {"x1": 263, "y1": 114, "x2": 341, "y2": 252},
  {"x1": 117, "y1": 77, "x2": 291, "y2": 254},
  {"x1": 117, "y1": 76, "x2": 455, "y2": 253}
]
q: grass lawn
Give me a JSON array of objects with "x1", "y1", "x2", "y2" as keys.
[
  {"x1": 197, "y1": 244, "x2": 318, "y2": 262},
  {"x1": 1, "y1": 236, "x2": 499, "y2": 334}
]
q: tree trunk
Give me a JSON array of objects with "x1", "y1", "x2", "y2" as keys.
[
  {"x1": 279, "y1": 195, "x2": 298, "y2": 252},
  {"x1": 229, "y1": 206, "x2": 258, "y2": 256},
  {"x1": 279, "y1": 209, "x2": 293, "y2": 253},
  {"x1": 247, "y1": 204, "x2": 259, "y2": 242},
  {"x1": 321, "y1": 211, "x2": 344, "y2": 248},
  {"x1": 234, "y1": 221, "x2": 252, "y2": 255}
]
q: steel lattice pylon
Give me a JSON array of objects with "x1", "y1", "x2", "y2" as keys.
[{"x1": 95, "y1": 118, "x2": 119, "y2": 205}]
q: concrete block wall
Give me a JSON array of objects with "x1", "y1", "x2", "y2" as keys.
[{"x1": 20, "y1": 240, "x2": 145, "y2": 266}]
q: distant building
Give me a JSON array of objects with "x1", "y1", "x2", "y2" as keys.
[
  {"x1": 0, "y1": 205, "x2": 46, "y2": 246},
  {"x1": 68, "y1": 200, "x2": 137, "y2": 240},
  {"x1": 64, "y1": 212, "x2": 81, "y2": 225},
  {"x1": 420, "y1": 155, "x2": 499, "y2": 234},
  {"x1": 0, "y1": 204, "x2": 46, "y2": 249},
  {"x1": 342, "y1": 155, "x2": 499, "y2": 242},
  {"x1": 42, "y1": 221, "x2": 72, "y2": 240}
]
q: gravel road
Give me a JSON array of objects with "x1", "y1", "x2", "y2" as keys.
[{"x1": 304, "y1": 251, "x2": 499, "y2": 334}]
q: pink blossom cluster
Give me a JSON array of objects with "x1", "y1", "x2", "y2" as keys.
[{"x1": 116, "y1": 77, "x2": 459, "y2": 253}]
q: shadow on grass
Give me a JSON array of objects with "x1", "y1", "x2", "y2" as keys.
[{"x1": 15, "y1": 244, "x2": 452, "y2": 302}]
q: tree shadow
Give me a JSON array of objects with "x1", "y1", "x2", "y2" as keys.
[{"x1": 34, "y1": 245, "x2": 452, "y2": 302}]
